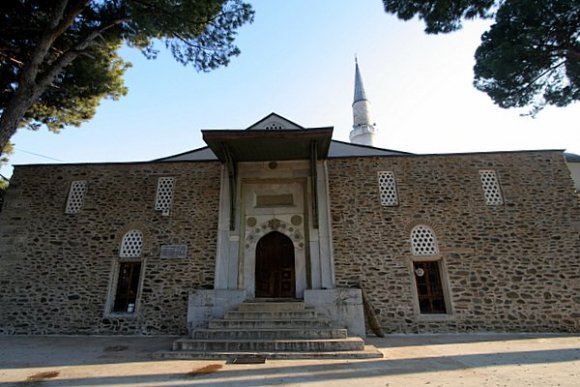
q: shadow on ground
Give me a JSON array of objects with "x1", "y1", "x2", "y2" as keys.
[{"x1": 1, "y1": 347, "x2": 579, "y2": 386}]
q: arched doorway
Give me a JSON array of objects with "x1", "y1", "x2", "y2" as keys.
[{"x1": 255, "y1": 231, "x2": 296, "y2": 298}]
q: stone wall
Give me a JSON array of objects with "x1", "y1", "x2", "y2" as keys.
[
  {"x1": 328, "y1": 151, "x2": 580, "y2": 333},
  {"x1": 1, "y1": 150, "x2": 578, "y2": 336},
  {"x1": 0, "y1": 161, "x2": 221, "y2": 335}
]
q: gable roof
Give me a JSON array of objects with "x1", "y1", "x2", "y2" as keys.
[
  {"x1": 156, "y1": 113, "x2": 411, "y2": 162},
  {"x1": 246, "y1": 113, "x2": 304, "y2": 130}
]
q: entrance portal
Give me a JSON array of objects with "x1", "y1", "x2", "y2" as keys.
[{"x1": 255, "y1": 231, "x2": 296, "y2": 298}]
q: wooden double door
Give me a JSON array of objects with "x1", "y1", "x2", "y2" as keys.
[{"x1": 255, "y1": 231, "x2": 296, "y2": 298}]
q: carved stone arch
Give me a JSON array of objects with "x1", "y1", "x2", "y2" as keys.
[
  {"x1": 243, "y1": 217, "x2": 307, "y2": 298},
  {"x1": 244, "y1": 218, "x2": 304, "y2": 250},
  {"x1": 402, "y1": 218, "x2": 441, "y2": 237}
]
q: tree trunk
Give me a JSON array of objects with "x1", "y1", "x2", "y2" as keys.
[
  {"x1": 0, "y1": 86, "x2": 38, "y2": 156},
  {"x1": 0, "y1": 0, "x2": 89, "y2": 157}
]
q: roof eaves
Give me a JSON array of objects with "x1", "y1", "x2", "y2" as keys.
[{"x1": 154, "y1": 146, "x2": 213, "y2": 161}]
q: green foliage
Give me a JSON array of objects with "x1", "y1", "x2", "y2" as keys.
[
  {"x1": 383, "y1": 0, "x2": 580, "y2": 114},
  {"x1": 0, "y1": 0, "x2": 254, "y2": 150},
  {"x1": 0, "y1": 142, "x2": 13, "y2": 189},
  {"x1": 383, "y1": 0, "x2": 496, "y2": 34},
  {"x1": 23, "y1": 42, "x2": 129, "y2": 133},
  {"x1": 474, "y1": 0, "x2": 580, "y2": 115}
]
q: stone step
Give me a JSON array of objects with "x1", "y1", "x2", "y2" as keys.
[
  {"x1": 172, "y1": 337, "x2": 366, "y2": 352},
  {"x1": 174, "y1": 299, "x2": 379, "y2": 360},
  {"x1": 155, "y1": 345, "x2": 384, "y2": 360},
  {"x1": 224, "y1": 310, "x2": 318, "y2": 320},
  {"x1": 238, "y1": 301, "x2": 307, "y2": 312},
  {"x1": 208, "y1": 319, "x2": 334, "y2": 329},
  {"x1": 191, "y1": 328, "x2": 348, "y2": 340}
]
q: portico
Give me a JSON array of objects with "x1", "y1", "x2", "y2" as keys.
[{"x1": 186, "y1": 115, "x2": 365, "y2": 336}]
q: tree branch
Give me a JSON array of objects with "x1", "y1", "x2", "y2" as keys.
[
  {"x1": 20, "y1": 1, "x2": 88, "y2": 88},
  {"x1": 519, "y1": 60, "x2": 566, "y2": 92},
  {"x1": 35, "y1": 18, "x2": 128, "y2": 93}
]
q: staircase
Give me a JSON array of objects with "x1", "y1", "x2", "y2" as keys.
[{"x1": 156, "y1": 299, "x2": 383, "y2": 359}]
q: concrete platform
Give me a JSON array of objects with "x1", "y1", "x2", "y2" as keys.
[{"x1": 0, "y1": 333, "x2": 579, "y2": 386}]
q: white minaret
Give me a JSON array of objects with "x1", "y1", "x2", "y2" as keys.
[{"x1": 349, "y1": 58, "x2": 377, "y2": 146}]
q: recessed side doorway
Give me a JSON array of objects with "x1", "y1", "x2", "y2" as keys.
[{"x1": 255, "y1": 231, "x2": 296, "y2": 298}]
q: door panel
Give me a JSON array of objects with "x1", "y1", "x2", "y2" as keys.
[{"x1": 255, "y1": 231, "x2": 295, "y2": 298}]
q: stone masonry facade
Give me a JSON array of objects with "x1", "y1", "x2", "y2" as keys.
[
  {"x1": 0, "y1": 161, "x2": 221, "y2": 335},
  {"x1": 328, "y1": 150, "x2": 580, "y2": 333},
  {"x1": 0, "y1": 150, "x2": 578, "y2": 335}
]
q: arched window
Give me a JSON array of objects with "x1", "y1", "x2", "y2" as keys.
[
  {"x1": 410, "y1": 225, "x2": 438, "y2": 256},
  {"x1": 119, "y1": 230, "x2": 143, "y2": 257},
  {"x1": 110, "y1": 229, "x2": 144, "y2": 314},
  {"x1": 410, "y1": 225, "x2": 448, "y2": 314}
]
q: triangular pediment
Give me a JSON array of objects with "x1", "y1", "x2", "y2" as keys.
[{"x1": 246, "y1": 113, "x2": 304, "y2": 130}]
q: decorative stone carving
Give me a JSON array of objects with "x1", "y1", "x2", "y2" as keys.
[
  {"x1": 291, "y1": 215, "x2": 302, "y2": 225},
  {"x1": 267, "y1": 218, "x2": 281, "y2": 230}
]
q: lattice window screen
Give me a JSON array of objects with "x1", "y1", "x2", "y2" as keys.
[
  {"x1": 377, "y1": 171, "x2": 398, "y2": 206},
  {"x1": 411, "y1": 225, "x2": 439, "y2": 256},
  {"x1": 479, "y1": 170, "x2": 503, "y2": 205},
  {"x1": 65, "y1": 180, "x2": 87, "y2": 214},
  {"x1": 155, "y1": 177, "x2": 175, "y2": 215},
  {"x1": 119, "y1": 230, "x2": 143, "y2": 258}
]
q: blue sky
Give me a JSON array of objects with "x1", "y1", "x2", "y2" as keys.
[{"x1": 2, "y1": 0, "x2": 579, "y2": 179}]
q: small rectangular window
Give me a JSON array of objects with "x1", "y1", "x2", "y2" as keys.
[
  {"x1": 65, "y1": 180, "x2": 87, "y2": 214},
  {"x1": 377, "y1": 171, "x2": 398, "y2": 206},
  {"x1": 479, "y1": 170, "x2": 503, "y2": 205},
  {"x1": 113, "y1": 262, "x2": 142, "y2": 313},
  {"x1": 413, "y1": 261, "x2": 446, "y2": 314},
  {"x1": 155, "y1": 177, "x2": 175, "y2": 215}
]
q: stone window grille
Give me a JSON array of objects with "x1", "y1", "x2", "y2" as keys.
[
  {"x1": 155, "y1": 177, "x2": 175, "y2": 215},
  {"x1": 119, "y1": 230, "x2": 143, "y2": 258},
  {"x1": 377, "y1": 171, "x2": 398, "y2": 206},
  {"x1": 410, "y1": 225, "x2": 438, "y2": 256},
  {"x1": 65, "y1": 180, "x2": 87, "y2": 214},
  {"x1": 479, "y1": 170, "x2": 503, "y2": 205}
]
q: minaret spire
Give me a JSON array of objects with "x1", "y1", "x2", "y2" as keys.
[{"x1": 350, "y1": 58, "x2": 377, "y2": 146}]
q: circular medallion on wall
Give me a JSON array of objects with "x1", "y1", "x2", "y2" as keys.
[
  {"x1": 291, "y1": 215, "x2": 302, "y2": 226},
  {"x1": 247, "y1": 217, "x2": 257, "y2": 227}
]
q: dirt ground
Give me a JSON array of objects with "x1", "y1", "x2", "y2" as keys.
[{"x1": 0, "y1": 333, "x2": 578, "y2": 386}]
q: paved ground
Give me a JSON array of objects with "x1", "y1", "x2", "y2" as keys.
[{"x1": 0, "y1": 333, "x2": 578, "y2": 386}]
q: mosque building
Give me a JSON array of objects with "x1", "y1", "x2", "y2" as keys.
[{"x1": 0, "y1": 61, "x2": 577, "y2": 356}]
